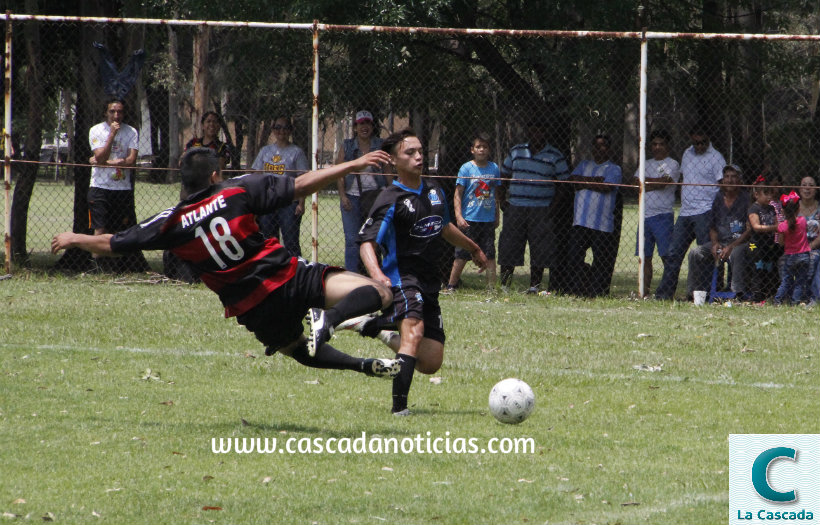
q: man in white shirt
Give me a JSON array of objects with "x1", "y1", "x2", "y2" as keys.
[
  {"x1": 654, "y1": 127, "x2": 725, "y2": 300},
  {"x1": 88, "y1": 98, "x2": 147, "y2": 271},
  {"x1": 635, "y1": 130, "x2": 680, "y2": 296}
]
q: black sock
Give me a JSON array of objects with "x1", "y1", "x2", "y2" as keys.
[
  {"x1": 324, "y1": 285, "x2": 383, "y2": 328},
  {"x1": 530, "y1": 266, "x2": 544, "y2": 288},
  {"x1": 500, "y1": 266, "x2": 514, "y2": 286},
  {"x1": 290, "y1": 341, "x2": 362, "y2": 371},
  {"x1": 392, "y1": 353, "x2": 416, "y2": 413}
]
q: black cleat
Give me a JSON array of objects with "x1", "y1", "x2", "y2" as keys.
[{"x1": 362, "y1": 358, "x2": 402, "y2": 378}]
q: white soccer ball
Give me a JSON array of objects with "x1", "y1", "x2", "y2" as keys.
[{"x1": 488, "y1": 378, "x2": 535, "y2": 424}]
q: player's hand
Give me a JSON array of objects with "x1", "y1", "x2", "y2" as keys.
[
  {"x1": 295, "y1": 202, "x2": 305, "y2": 216},
  {"x1": 51, "y1": 232, "x2": 73, "y2": 254},
  {"x1": 355, "y1": 150, "x2": 390, "y2": 171},
  {"x1": 456, "y1": 216, "x2": 469, "y2": 231},
  {"x1": 374, "y1": 273, "x2": 392, "y2": 288},
  {"x1": 340, "y1": 194, "x2": 352, "y2": 211},
  {"x1": 471, "y1": 248, "x2": 488, "y2": 273},
  {"x1": 109, "y1": 121, "x2": 120, "y2": 138}
]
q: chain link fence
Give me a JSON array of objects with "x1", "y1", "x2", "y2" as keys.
[{"x1": 4, "y1": 15, "x2": 820, "y2": 299}]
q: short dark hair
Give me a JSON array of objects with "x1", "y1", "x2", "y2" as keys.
[
  {"x1": 180, "y1": 147, "x2": 219, "y2": 195},
  {"x1": 201, "y1": 111, "x2": 220, "y2": 125},
  {"x1": 649, "y1": 129, "x2": 671, "y2": 144},
  {"x1": 273, "y1": 114, "x2": 293, "y2": 128},
  {"x1": 104, "y1": 97, "x2": 125, "y2": 113},
  {"x1": 472, "y1": 132, "x2": 491, "y2": 147},
  {"x1": 594, "y1": 134, "x2": 611, "y2": 147},
  {"x1": 381, "y1": 128, "x2": 418, "y2": 155}
]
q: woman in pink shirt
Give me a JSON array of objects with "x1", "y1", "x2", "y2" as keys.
[{"x1": 774, "y1": 192, "x2": 812, "y2": 305}]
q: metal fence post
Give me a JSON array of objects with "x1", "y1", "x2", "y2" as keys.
[
  {"x1": 637, "y1": 27, "x2": 648, "y2": 297},
  {"x1": 311, "y1": 19, "x2": 320, "y2": 263},
  {"x1": 3, "y1": 12, "x2": 12, "y2": 275}
]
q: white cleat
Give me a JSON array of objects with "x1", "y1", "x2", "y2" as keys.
[{"x1": 305, "y1": 307, "x2": 333, "y2": 357}]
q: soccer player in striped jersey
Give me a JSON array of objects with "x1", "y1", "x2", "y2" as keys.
[{"x1": 52, "y1": 147, "x2": 402, "y2": 384}]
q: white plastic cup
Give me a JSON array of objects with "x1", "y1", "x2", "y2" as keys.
[{"x1": 693, "y1": 290, "x2": 707, "y2": 306}]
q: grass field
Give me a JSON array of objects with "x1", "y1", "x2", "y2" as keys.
[{"x1": 1, "y1": 273, "x2": 817, "y2": 524}]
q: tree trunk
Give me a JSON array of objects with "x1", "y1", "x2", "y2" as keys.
[
  {"x1": 192, "y1": 25, "x2": 210, "y2": 133},
  {"x1": 167, "y1": 23, "x2": 180, "y2": 175},
  {"x1": 55, "y1": 0, "x2": 112, "y2": 271},
  {"x1": 10, "y1": 1, "x2": 43, "y2": 265}
]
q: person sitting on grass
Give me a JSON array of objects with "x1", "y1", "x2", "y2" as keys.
[{"x1": 52, "y1": 147, "x2": 403, "y2": 388}]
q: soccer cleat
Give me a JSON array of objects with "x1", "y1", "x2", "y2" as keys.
[
  {"x1": 362, "y1": 358, "x2": 402, "y2": 378},
  {"x1": 525, "y1": 286, "x2": 539, "y2": 295},
  {"x1": 336, "y1": 313, "x2": 376, "y2": 333},
  {"x1": 305, "y1": 307, "x2": 333, "y2": 357},
  {"x1": 391, "y1": 408, "x2": 412, "y2": 417}
]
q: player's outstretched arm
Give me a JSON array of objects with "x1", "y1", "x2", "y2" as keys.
[
  {"x1": 293, "y1": 150, "x2": 390, "y2": 199},
  {"x1": 51, "y1": 232, "x2": 115, "y2": 256},
  {"x1": 442, "y1": 223, "x2": 488, "y2": 271}
]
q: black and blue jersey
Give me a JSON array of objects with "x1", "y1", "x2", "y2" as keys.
[{"x1": 358, "y1": 179, "x2": 451, "y2": 291}]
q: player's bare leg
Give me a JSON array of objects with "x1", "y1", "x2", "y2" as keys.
[{"x1": 305, "y1": 270, "x2": 392, "y2": 356}]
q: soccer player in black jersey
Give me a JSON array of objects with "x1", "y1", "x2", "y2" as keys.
[
  {"x1": 358, "y1": 129, "x2": 488, "y2": 415},
  {"x1": 52, "y1": 147, "x2": 402, "y2": 382}
]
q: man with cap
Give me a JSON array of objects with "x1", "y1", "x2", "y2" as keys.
[{"x1": 685, "y1": 164, "x2": 750, "y2": 298}]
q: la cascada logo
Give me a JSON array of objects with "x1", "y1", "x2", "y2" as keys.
[{"x1": 729, "y1": 435, "x2": 820, "y2": 524}]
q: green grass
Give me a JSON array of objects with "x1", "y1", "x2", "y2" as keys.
[{"x1": 1, "y1": 274, "x2": 817, "y2": 524}]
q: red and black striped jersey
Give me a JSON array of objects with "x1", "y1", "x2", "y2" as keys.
[{"x1": 110, "y1": 173, "x2": 297, "y2": 317}]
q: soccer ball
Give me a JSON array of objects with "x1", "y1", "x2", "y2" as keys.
[{"x1": 488, "y1": 378, "x2": 535, "y2": 424}]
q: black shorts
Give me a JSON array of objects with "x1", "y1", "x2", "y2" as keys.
[
  {"x1": 87, "y1": 187, "x2": 138, "y2": 232},
  {"x1": 454, "y1": 220, "x2": 496, "y2": 260},
  {"x1": 497, "y1": 204, "x2": 554, "y2": 267},
  {"x1": 236, "y1": 259, "x2": 342, "y2": 352},
  {"x1": 381, "y1": 283, "x2": 446, "y2": 345}
]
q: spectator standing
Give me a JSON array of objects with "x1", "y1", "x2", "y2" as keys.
[
  {"x1": 635, "y1": 130, "x2": 680, "y2": 297},
  {"x1": 185, "y1": 111, "x2": 232, "y2": 171},
  {"x1": 567, "y1": 134, "x2": 622, "y2": 297},
  {"x1": 88, "y1": 97, "x2": 148, "y2": 272},
  {"x1": 774, "y1": 192, "x2": 811, "y2": 305},
  {"x1": 797, "y1": 176, "x2": 820, "y2": 302},
  {"x1": 251, "y1": 115, "x2": 309, "y2": 257},
  {"x1": 685, "y1": 165, "x2": 750, "y2": 297},
  {"x1": 444, "y1": 133, "x2": 501, "y2": 292},
  {"x1": 654, "y1": 128, "x2": 725, "y2": 299},
  {"x1": 336, "y1": 110, "x2": 388, "y2": 272},
  {"x1": 497, "y1": 117, "x2": 570, "y2": 293}
]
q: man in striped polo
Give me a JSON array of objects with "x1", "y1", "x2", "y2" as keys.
[
  {"x1": 567, "y1": 135, "x2": 623, "y2": 297},
  {"x1": 497, "y1": 117, "x2": 570, "y2": 293}
]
